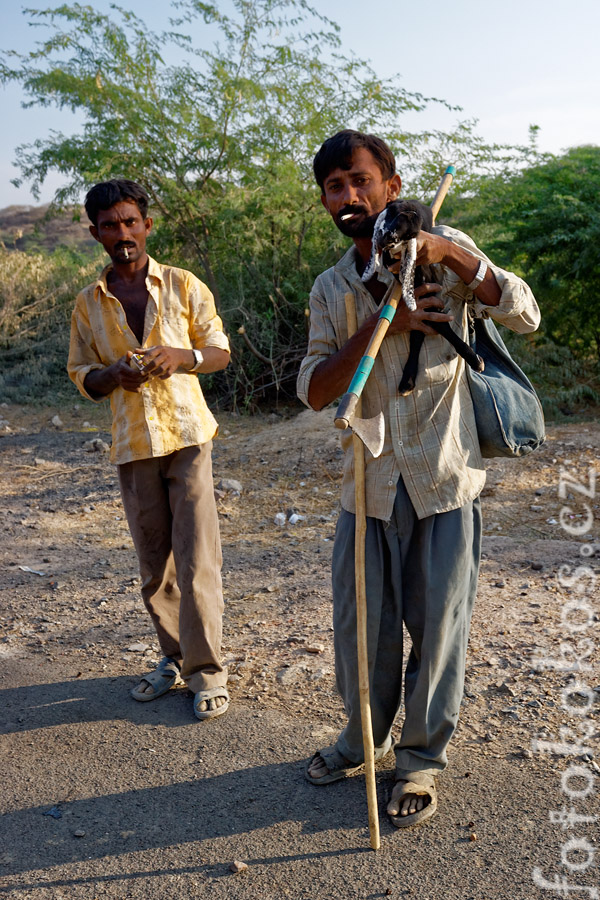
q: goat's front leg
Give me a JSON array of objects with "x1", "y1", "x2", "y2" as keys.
[
  {"x1": 397, "y1": 308, "x2": 484, "y2": 396},
  {"x1": 399, "y1": 330, "x2": 425, "y2": 395},
  {"x1": 426, "y1": 317, "x2": 484, "y2": 372}
]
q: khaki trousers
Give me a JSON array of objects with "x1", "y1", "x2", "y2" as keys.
[{"x1": 117, "y1": 443, "x2": 226, "y2": 694}]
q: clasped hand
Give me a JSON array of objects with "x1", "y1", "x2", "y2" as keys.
[
  {"x1": 386, "y1": 283, "x2": 453, "y2": 336},
  {"x1": 388, "y1": 229, "x2": 448, "y2": 268},
  {"x1": 113, "y1": 347, "x2": 190, "y2": 392},
  {"x1": 132, "y1": 346, "x2": 190, "y2": 379}
]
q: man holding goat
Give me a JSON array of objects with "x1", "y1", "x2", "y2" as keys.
[{"x1": 298, "y1": 130, "x2": 540, "y2": 827}]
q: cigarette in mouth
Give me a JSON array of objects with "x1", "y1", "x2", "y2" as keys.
[
  {"x1": 123, "y1": 248, "x2": 129, "y2": 259},
  {"x1": 340, "y1": 214, "x2": 353, "y2": 221}
]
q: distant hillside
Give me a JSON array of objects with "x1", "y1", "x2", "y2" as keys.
[{"x1": 0, "y1": 204, "x2": 97, "y2": 254}]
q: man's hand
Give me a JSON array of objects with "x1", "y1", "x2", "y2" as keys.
[
  {"x1": 386, "y1": 283, "x2": 452, "y2": 336},
  {"x1": 391, "y1": 229, "x2": 502, "y2": 306},
  {"x1": 135, "y1": 346, "x2": 193, "y2": 380},
  {"x1": 414, "y1": 230, "x2": 449, "y2": 266},
  {"x1": 117, "y1": 353, "x2": 151, "y2": 391},
  {"x1": 388, "y1": 230, "x2": 448, "y2": 268},
  {"x1": 306, "y1": 284, "x2": 452, "y2": 411},
  {"x1": 84, "y1": 352, "x2": 149, "y2": 398}
]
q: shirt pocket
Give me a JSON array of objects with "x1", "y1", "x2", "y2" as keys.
[
  {"x1": 156, "y1": 312, "x2": 190, "y2": 346},
  {"x1": 421, "y1": 335, "x2": 459, "y2": 385}
]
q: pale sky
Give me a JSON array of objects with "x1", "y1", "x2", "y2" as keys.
[{"x1": 2, "y1": 0, "x2": 599, "y2": 208}]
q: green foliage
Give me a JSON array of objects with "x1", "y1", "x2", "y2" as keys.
[
  {"x1": 0, "y1": 242, "x2": 103, "y2": 402},
  {"x1": 446, "y1": 145, "x2": 600, "y2": 363},
  {"x1": 501, "y1": 329, "x2": 600, "y2": 421},
  {"x1": 1, "y1": 0, "x2": 533, "y2": 406}
]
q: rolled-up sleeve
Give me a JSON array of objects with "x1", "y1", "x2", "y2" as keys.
[
  {"x1": 67, "y1": 294, "x2": 107, "y2": 403},
  {"x1": 435, "y1": 225, "x2": 541, "y2": 334},
  {"x1": 471, "y1": 265, "x2": 540, "y2": 333},
  {"x1": 297, "y1": 278, "x2": 340, "y2": 409},
  {"x1": 186, "y1": 276, "x2": 230, "y2": 353}
]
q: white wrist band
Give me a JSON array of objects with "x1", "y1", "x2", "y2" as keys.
[
  {"x1": 190, "y1": 349, "x2": 204, "y2": 372},
  {"x1": 467, "y1": 259, "x2": 487, "y2": 292}
]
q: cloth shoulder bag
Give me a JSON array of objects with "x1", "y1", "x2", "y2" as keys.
[{"x1": 467, "y1": 314, "x2": 546, "y2": 458}]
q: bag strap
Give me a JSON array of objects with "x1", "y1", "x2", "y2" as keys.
[{"x1": 469, "y1": 312, "x2": 541, "y2": 398}]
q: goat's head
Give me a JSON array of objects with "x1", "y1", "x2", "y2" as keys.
[{"x1": 362, "y1": 199, "x2": 433, "y2": 283}]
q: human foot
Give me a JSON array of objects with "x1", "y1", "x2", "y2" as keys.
[
  {"x1": 305, "y1": 746, "x2": 363, "y2": 784},
  {"x1": 193, "y1": 686, "x2": 230, "y2": 720},
  {"x1": 130, "y1": 657, "x2": 183, "y2": 702},
  {"x1": 387, "y1": 778, "x2": 437, "y2": 828}
]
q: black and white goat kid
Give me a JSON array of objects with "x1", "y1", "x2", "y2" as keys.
[{"x1": 362, "y1": 199, "x2": 484, "y2": 395}]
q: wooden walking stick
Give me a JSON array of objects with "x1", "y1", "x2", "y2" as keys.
[
  {"x1": 338, "y1": 166, "x2": 455, "y2": 850},
  {"x1": 430, "y1": 165, "x2": 455, "y2": 223},
  {"x1": 343, "y1": 291, "x2": 380, "y2": 850}
]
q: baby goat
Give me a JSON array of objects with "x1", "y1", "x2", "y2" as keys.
[{"x1": 363, "y1": 199, "x2": 484, "y2": 395}]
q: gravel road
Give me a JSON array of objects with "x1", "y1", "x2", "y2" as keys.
[{"x1": 1, "y1": 404, "x2": 598, "y2": 899}]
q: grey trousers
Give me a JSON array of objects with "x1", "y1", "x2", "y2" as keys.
[
  {"x1": 117, "y1": 443, "x2": 226, "y2": 694},
  {"x1": 332, "y1": 477, "x2": 481, "y2": 781}
]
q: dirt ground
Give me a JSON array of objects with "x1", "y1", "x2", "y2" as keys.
[{"x1": 0, "y1": 402, "x2": 598, "y2": 899}]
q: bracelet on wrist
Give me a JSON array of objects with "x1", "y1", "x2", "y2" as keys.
[
  {"x1": 466, "y1": 259, "x2": 487, "y2": 292},
  {"x1": 189, "y1": 349, "x2": 204, "y2": 372}
]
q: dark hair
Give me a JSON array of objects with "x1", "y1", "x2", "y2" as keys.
[
  {"x1": 84, "y1": 179, "x2": 149, "y2": 226},
  {"x1": 313, "y1": 130, "x2": 396, "y2": 191}
]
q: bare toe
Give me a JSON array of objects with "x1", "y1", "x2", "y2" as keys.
[
  {"x1": 387, "y1": 779, "x2": 433, "y2": 822},
  {"x1": 308, "y1": 753, "x2": 329, "y2": 780},
  {"x1": 193, "y1": 688, "x2": 229, "y2": 720}
]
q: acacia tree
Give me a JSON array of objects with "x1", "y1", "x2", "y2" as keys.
[
  {"x1": 1, "y1": 0, "x2": 531, "y2": 404},
  {"x1": 3, "y1": 3, "x2": 431, "y2": 291}
]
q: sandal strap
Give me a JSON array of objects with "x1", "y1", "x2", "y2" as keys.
[
  {"x1": 194, "y1": 686, "x2": 229, "y2": 703},
  {"x1": 394, "y1": 770, "x2": 437, "y2": 790},
  {"x1": 394, "y1": 780, "x2": 435, "y2": 800},
  {"x1": 141, "y1": 669, "x2": 178, "y2": 690},
  {"x1": 157, "y1": 657, "x2": 181, "y2": 676}
]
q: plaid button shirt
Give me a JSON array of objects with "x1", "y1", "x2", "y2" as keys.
[
  {"x1": 68, "y1": 257, "x2": 230, "y2": 465},
  {"x1": 297, "y1": 226, "x2": 541, "y2": 521}
]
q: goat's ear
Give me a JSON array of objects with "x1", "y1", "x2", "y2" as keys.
[{"x1": 421, "y1": 208, "x2": 434, "y2": 233}]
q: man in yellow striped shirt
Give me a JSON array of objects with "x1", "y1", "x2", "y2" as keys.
[{"x1": 68, "y1": 178, "x2": 230, "y2": 721}]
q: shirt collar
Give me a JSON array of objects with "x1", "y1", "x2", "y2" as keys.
[
  {"x1": 146, "y1": 256, "x2": 165, "y2": 286},
  {"x1": 334, "y1": 244, "x2": 395, "y2": 290},
  {"x1": 92, "y1": 255, "x2": 164, "y2": 301}
]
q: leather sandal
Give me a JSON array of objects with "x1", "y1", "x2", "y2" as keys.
[
  {"x1": 388, "y1": 776, "x2": 438, "y2": 828},
  {"x1": 130, "y1": 657, "x2": 183, "y2": 702}
]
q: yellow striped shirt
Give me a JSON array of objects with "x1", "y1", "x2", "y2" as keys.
[
  {"x1": 297, "y1": 226, "x2": 541, "y2": 520},
  {"x1": 68, "y1": 257, "x2": 230, "y2": 465}
]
